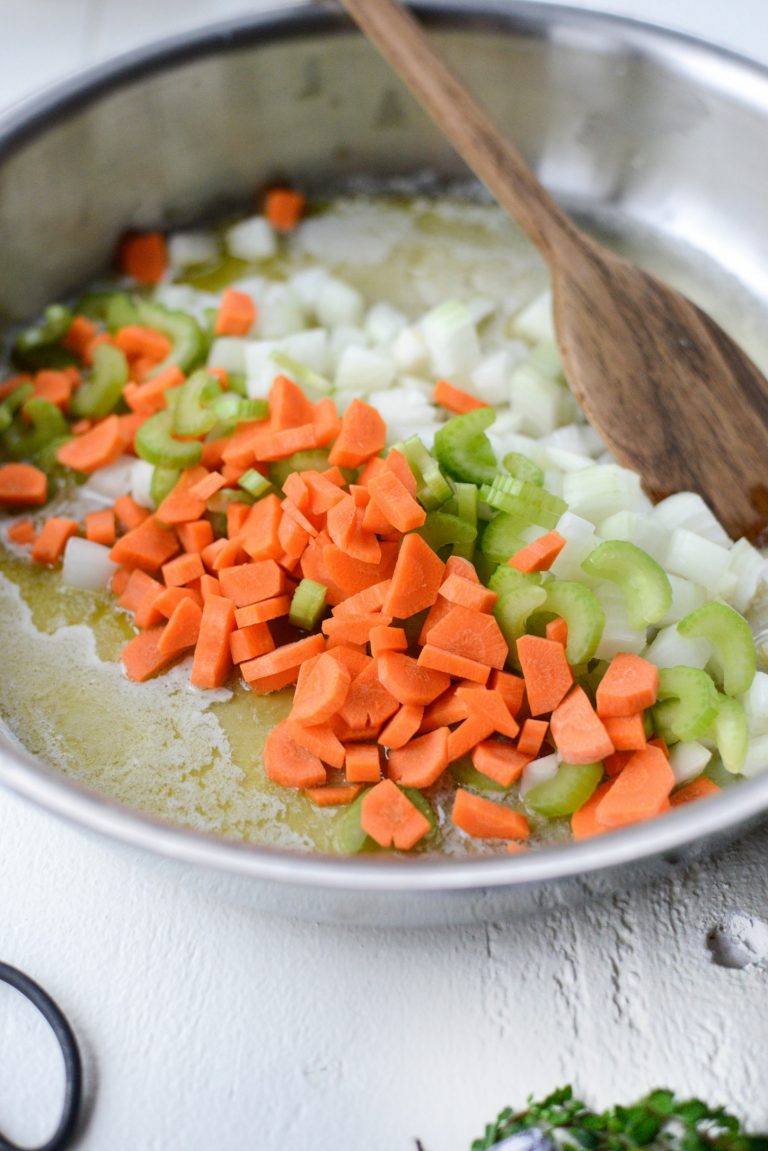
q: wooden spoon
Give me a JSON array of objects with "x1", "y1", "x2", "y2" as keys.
[{"x1": 339, "y1": 0, "x2": 768, "y2": 543}]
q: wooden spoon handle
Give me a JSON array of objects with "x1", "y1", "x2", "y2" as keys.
[{"x1": 338, "y1": 0, "x2": 578, "y2": 260}]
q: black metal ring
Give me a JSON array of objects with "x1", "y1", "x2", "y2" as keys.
[{"x1": 0, "y1": 962, "x2": 82, "y2": 1151}]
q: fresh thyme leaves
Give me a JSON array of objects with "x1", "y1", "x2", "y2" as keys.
[{"x1": 471, "y1": 1086, "x2": 768, "y2": 1150}]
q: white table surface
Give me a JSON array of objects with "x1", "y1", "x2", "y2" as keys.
[{"x1": 2, "y1": 2, "x2": 768, "y2": 1148}]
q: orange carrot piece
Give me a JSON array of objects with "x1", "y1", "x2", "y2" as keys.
[
  {"x1": 202, "y1": 537, "x2": 244, "y2": 572},
  {"x1": 30, "y1": 517, "x2": 78, "y2": 565},
  {"x1": 156, "y1": 477, "x2": 209, "y2": 526},
  {"x1": 63, "y1": 315, "x2": 97, "y2": 360},
  {"x1": 190, "y1": 594, "x2": 236, "y2": 688},
  {"x1": 215, "y1": 288, "x2": 256, "y2": 337},
  {"x1": 367, "y1": 470, "x2": 426, "y2": 533},
  {"x1": 240, "y1": 633, "x2": 325, "y2": 683},
  {"x1": 360, "y1": 779, "x2": 431, "y2": 850},
  {"x1": 432, "y1": 378, "x2": 490, "y2": 414},
  {"x1": 323, "y1": 541, "x2": 399, "y2": 604},
  {"x1": 188, "y1": 470, "x2": 228, "y2": 502},
  {"x1": 123, "y1": 365, "x2": 185, "y2": 415},
  {"x1": 304, "y1": 784, "x2": 362, "y2": 807},
  {"x1": 32, "y1": 369, "x2": 74, "y2": 409},
  {"x1": 361, "y1": 496, "x2": 396, "y2": 536},
  {"x1": 198, "y1": 573, "x2": 222, "y2": 600},
  {"x1": 670, "y1": 776, "x2": 720, "y2": 807},
  {"x1": 265, "y1": 186, "x2": 306, "y2": 232},
  {"x1": 339, "y1": 661, "x2": 400, "y2": 729},
  {"x1": 571, "y1": 781, "x2": 614, "y2": 840},
  {"x1": 328, "y1": 397, "x2": 387, "y2": 469},
  {"x1": 488, "y1": 669, "x2": 526, "y2": 715},
  {"x1": 118, "y1": 231, "x2": 168, "y2": 284},
  {"x1": 157, "y1": 597, "x2": 203, "y2": 657},
  {"x1": 602, "y1": 713, "x2": 647, "y2": 751},
  {"x1": 114, "y1": 325, "x2": 172, "y2": 364},
  {"x1": 369, "y1": 625, "x2": 408, "y2": 658},
  {"x1": 162, "y1": 551, "x2": 205, "y2": 588},
  {"x1": 263, "y1": 721, "x2": 327, "y2": 788},
  {"x1": 218, "y1": 559, "x2": 286, "y2": 607},
  {"x1": 451, "y1": 789, "x2": 530, "y2": 840},
  {"x1": 290, "y1": 651, "x2": 352, "y2": 726},
  {"x1": 472, "y1": 741, "x2": 530, "y2": 787},
  {"x1": 439, "y1": 572, "x2": 498, "y2": 613},
  {"x1": 595, "y1": 744, "x2": 675, "y2": 829},
  {"x1": 230, "y1": 622, "x2": 275, "y2": 663},
  {"x1": 508, "y1": 530, "x2": 566, "y2": 573},
  {"x1": 152, "y1": 585, "x2": 202, "y2": 619},
  {"x1": 247, "y1": 668, "x2": 300, "y2": 695},
  {"x1": 234, "y1": 595, "x2": 291, "y2": 627},
  {"x1": 133, "y1": 584, "x2": 167, "y2": 629},
  {"x1": 516, "y1": 634, "x2": 573, "y2": 716},
  {"x1": 177, "y1": 519, "x2": 214, "y2": 555},
  {"x1": 109, "y1": 516, "x2": 179, "y2": 573},
  {"x1": 6, "y1": 518, "x2": 36, "y2": 545},
  {"x1": 0, "y1": 462, "x2": 48, "y2": 508},
  {"x1": 331, "y1": 578, "x2": 391, "y2": 620},
  {"x1": 344, "y1": 743, "x2": 382, "y2": 784},
  {"x1": 240, "y1": 494, "x2": 283, "y2": 561},
  {"x1": 323, "y1": 613, "x2": 392, "y2": 648},
  {"x1": 420, "y1": 685, "x2": 469, "y2": 732},
  {"x1": 121, "y1": 626, "x2": 177, "y2": 681},
  {"x1": 545, "y1": 616, "x2": 569, "y2": 647},
  {"x1": 377, "y1": 650, "x2": 451, "y2": 707},
  {"x1": 417, "y1": 595, "x2": 454, "y2": 645},
  {"x1": 383, "y1": 532, "x2": 445, "y2": 620},
  {"x1": 455, "y1": 684, "x2": 520, "y2": 739},
  {"x1": 111, "y1": 566, "x2": 132, "y2": 598},
  {"x1": 603, "y1": 750, "x2": 635, "y2": 777},
  {"x1": 326, "y1": 645, "x2": 372, "y2": 679},
  {"x1": 447, "y1": 714, "x2": 496, "y2": 761},
  {"x1": 113, "y1": 493, "x2": 151, "y2": 532},
  {"x1": 118, "y1": 569, "x2": 163, "y2": 614},
  {"x1": 426, "y1": 604, "x2": 508, "y2": 671},
  {"x1": 284, "y1": 719, "x2": 345, "y2": 769},
  {"x1": 386, "y1": 727, "x2": 450, "y2": 789},
  {"x1": 418, "y1": 644, "x2": 491, "y2": 685},
  {"x1": 254, "y1": 423, "x2": 318, "y2": 462},
  {"x1": 596, "y1": 653, "x2": 661, "y2": 717},
  {"x1": 56, "y1": 414, "x2": 124, "y2": 474},
  {"x1": 516, "y1": 718, "x2": 549, "y2": 758},
  {"x1": 550, "y1": 686, "x2": 614, "y2": 764},
  {"x1": 84, "y1": 508, "x2": 116, "y2": 547},
  {"x1": 313, "y1": 397, "x2": 342, "y2": 448},
  {"x1": 377, "y1": 704, "x2": 424, "y2": 750}
]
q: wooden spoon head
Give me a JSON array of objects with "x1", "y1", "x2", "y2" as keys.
[{"x1": 552, "y1": 243, "x2": 768, "y2": 543}]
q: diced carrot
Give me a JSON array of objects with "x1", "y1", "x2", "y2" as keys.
[
  {"x1": 313, "y1": 397, "x2": 342, "y2": 448},
  {"x1": 432, "y1": 378, "x2": 489, "y2": 414},
  {"x1": 121, "y1": 626, "x2": 178, "y2": 681},
  {"x1": 369, "y1": 625, "x2": 408, "y2": 658},
  {"x1": 345, "y1": 744, "x2": 382, "y2": 784},
  {"x1": 56, "y1": 414, "x2": 124, "y2": 474},
  {"x1": 256, "y1": 424, "x2": 318, "y2": 461},
  {"x1": 455, "y1": 685, "x2": 520, "y2": 739},
  {"x1": 488, "y1": 669, "x2": 525, "y2": 715},
  {"x1": 603, "y1": 750, "x2": 634, "y2": 777},
  {"x1": 377, "y1": 650, "x2": 451, "y2": 707},
  {"x1": 215, "y1": 288, "x2": 257, "y2": 337},
  {"x1": 0, "y1": 462, "x2": 48, "y2": 508},
  {"x1": 670, "y1": 777, "x2": 720, "y2": 807},
  {"x1": 198, "y1": 573, "x2": 222, "y2": 600},
  {"x1": 114, "y1": 325, "x2": 172, "y2": 365},
  {"x1": 648, "y1": 738, "x2": 670, "y2": 756},
  {"x1": 546, "y1": 616, "x2": 569, "y2": 647},
  {"x1": 304, "y1": 784, "x2": 362, "y2": 807},
  {"x1": 602, "y1": 713, "x2": 647, "y2": 751},
  {"x1": 386, "y1": 727, "x2": 450, "y2": 789},
  {"x1": 157, "y1": 597, "x2": 203, "y2": 657},
  {"x1": 240, "y1": 633, "x2": 325, "y2": 683},
  {"x1": 367, "y1": 470, "x2": 426, "y2": 533},
  {"x1": 162, "y1": 551, "x2": 205, "y2": 588},
  {"x1": 418, "y1": 644, "x2": 491, "y2": 685},
  {"x1": 113, "y1": 494, "x2": 151, "y2": 532},
  {"x1": 326, "y1": 645, "x2": 372, "y2": 679},
  {"x1": 221, "y1": 418, "x2": 273, "y2": 469},
  {"x1": 84, "y1": 508, "x2": 116, "y2": 547},
  {"x1": 188, "y1": 471, "x2": 228, "y2": 502},
  {"x1": 595, "y1": 744, "x2": 675, "y2": 829},
  {"x1": 595, "y1": 653, "x2": 660, "y2": 718},
  {"x1": 383, "y1": 532, "x2": 445, "y2": 620},
  {"x1": 328, "y1": 398, "x2": 386, "y2": 469},
  {"x1": 425, "y1": 604, "x2": 508, "y2": 671},
  {"x1": 30, "y1": 517, "x2": 79, "y2": 565},
  {"x1": 550, "y1": 686, "x2": 614, "y2": 764},
  {"x1": 69, "y1": 418, "x2": 92, "y2": 436},
  {"x1": 571, "y1": 781, "x2": 614, "y2": 840},
  {"x1": 234, "y1": 595, "x2": 291, "y2": 627},
  {"x1": 290, "y1": 651, "x2": 352, "y2": 726},
  {"x1": 362, "y1": 495, "x2": 396, "y2": 536},
  {"x1": 155, "y1": 468, "x2": 210, "y2": 525},
  {"x1": 118, "y1": 570, "x2": 163, "y2": 614},
  {"x1": 331, "y1": 579, "x2": 392, "y2": 620},
  {"x1": 451, "y1": 790, "x2": 530, "y2": 840},
  {"x1": 201, "y1": 437, "x2": 229, "y2": 470},
  {"x1": 190, "y1": 594, "x2": 236, "y2": 688},
  {"x1": 110, "y1": 516, "x2": 179, "y2": 573},
  {"x1": 123, "y1": 365, "x2": 185, "y2": 416},
  {"x1": 378, "y1": 704, "x2": 424, "y2": 750},
  {"x1": 263, "y1": 721, "x2": 327, "y2": 788},
  {"x1": 508, "y1": 530, "x2": 566, "y2": 573},
  {"x1": 118, "y1": 231, "x2": 168, "y2": 284},
  {"x1": 472, "y1": 741, "x2": 530, "y2": 787},
  {"x1": 339, "y1": 661, "x2": 399, "y2": 729},
  {"x1": 322, "y1": 541, "x2": 399, "y2": 603},
  {"x1": 439, "y1": 572, "x2": 497, "y2": 613},
  {"x1": 63, "y1": 315, "x2": 97, "y2": 360},
  {"x1": 177, "y1": 519, "x2": 214, "y2": 554},
  {"x1": 202, "y1": 537, "x2": 244, "y2": 572},
  {"x1": 417, "y1": 595, "x2": 455, "y2": 645},
  {"x1": 230, "y1": 622, "x2": 275, "y2": 663},
  {"x1": 218, "y1": 559, "x2": 286, "y2": 607},
  {"x1": 516, "y1": 718, "x2": 549, "y2": 758},
  {"x1": 284, "y1": 719, "x2": 345, "y2": 769},
  {"x1": 32, "y1": 369, "x2": 74, "y2": 409},
  {"x1": 420, "y1": 685, "x2": 469, "y2": 732},
  {"x1": 323, "y1": 613, "x2": 392, "y2": 648},
  {"x1": 240, "y1": 494, "x2": 283, "y2": 561},
  {"x1": 356, "y1": 456, "x2": 387, "y2": 486},
  {"x1": 516, "y1": 634, "x2": 573, "y2": 716},
  {"x1": 360, "y1": 779, "x2": 431, "y2": 850},
  {"x1": 265, "y1": 186, "x2": 306, "y2": 232},
  {"x1": 447, "y1": 714, "x2": 495, "y2": 761},
  {"x1": 6, "y1": 518, "x2": 36, "y2": 545},
  {"x1": 247, "y1": 668, "x2": 300, "y2": 694},
  {"x1": 152, "y1": 585, "x2": 202, "y2": 619}
]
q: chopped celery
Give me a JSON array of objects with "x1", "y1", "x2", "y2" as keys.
[
  {"x1": 450, "y1": 758, "x2": 509, "y2": 793},
  {"x1": 33, "y1": 434, "x2": 74, "y2": 478},
  {"x1": 525, "y1": 762, "x2": 603, "y2": 818},
  {"x1": 1, "y1": 381, "x2": 34, "y2": 416},
  {"x1": 226, "y1": 372, "x2": 248, "y2": 398},
  {"x1": 173, "y1": 370, "x2": 222, "y2": 437},
  {"x1": 487, "y1": 564, "x2": 544, "y2": 595},
  {"x1": 480, "y1": 512, "x2": 528, "y2": 564},
  {"x1": 581, "y1": 540, "x2": 672, "y2": 629},
  {"x1": 502, "y1": 450, "x2": 544, "y2": 487},
  {"x1": 712, "y1": 693, "x2": 748, "y2": 775},
  {"x1": 652, "y1": 665, "x2": 720, "y2": 744},
  {"x1": 433, "y1": 407, "x2": 498, "y2": 486},
  {"x1": 12, "y1": 304, "x2": 74, "y2": 370},
  {"x1": 106, "y1": 293, "x2": 141, "y2": 331},
  {"x1": 543, "y1": 581, "x2": 605, "y2": 664},
  {"x1": 493, "y1": 585, "x2": 548, "y2": 665},
  {"x1": 239, "y1": 469, "x2": 272, "y2": 499},
  {"x1": 677, "y1": 601, "x2": 756, "y2": 697},
  {"x1": 398, "y1": 436, "x2": 453, "y2": 509},
  {"x1": 333, "y1": 784, "x2": 434, "y2": 854},
  {"x1": 207, "y1": 393, "x2": 268, "y2": 425},
  {"x1": 269, "y1": 449, "x2": 330, "y2": 490},
  {"x1": 480, "y1": 475, "x2": 566, "y2": 530},
  {"x1": 135, "y1": 299, "x2": 206, "y2": 375},
  {"x1": 0, "y1": 404, "x2": 11, "y2": 435},
  {"x1": 150, "y1": 466, "x2": 181, "y2": 506},
  {"x1": 452, "y1": 482, "x2": 478, "y2": 560},
  {"x1": 289, "y1": 578, "x2": 327, "y2": 631},
  {"x1": 3, "y1": 397, "x2": 68, "y2": 459},
  {"x1": 207, "y1": 489, "x2": 254, "y2": 513},
  {"x1": 417, "y1": 511, "x2": 477, "y2": 555},
  {"x1": 70, "y1": 343, "x2": 128, "y2": 418},
  {"x1": 270, "y1": 350, "x2": 332, "y2": 394},
  {"x1": 135, "y1": 410, "x2": 202, "y2": 469}
]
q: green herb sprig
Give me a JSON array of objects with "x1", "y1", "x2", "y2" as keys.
[{"x1": 472, "y1": 1086, "x2": 768, "y2": 1151}]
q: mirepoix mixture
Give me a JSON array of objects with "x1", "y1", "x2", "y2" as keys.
[{"x1": 1, "y1": 189, "x2": 767, "y2": 856}]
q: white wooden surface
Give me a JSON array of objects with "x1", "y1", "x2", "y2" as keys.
[{"x1": 1, "y1": 2, "x2": 767, "y2": 1149}]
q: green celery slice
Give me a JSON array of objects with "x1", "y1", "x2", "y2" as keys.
[
  {"x1": 397, "y1": 436, "x2": 453, "y2": 509},
  {"x1": 418, "y1": 511, "x2": 477, "y2": 555},
  {"x1": 677, "y1": 600, "x2": 756, "y2": 697},
  {"x1": 433, "y1": 407, "x2": 497, "y2": 486},
  {"x1": 289, "y1": 578, "x2": 328, "y2": 631},
  {"x1": 581, "y1": 539, "x2": 672, "y2": 629},
  {"x1": 173, "y1": 370, "x2": 222, "y2": 437},
  {"x1": 239, "y1": 469, "x2": 272, "y2": 499},
  {"x1": 480, "y1": 512, "x2": 528, "y2": 564},
  {"x1": 12, "y1": 304, "x2": 75, "y2": 370},
  {"x1": 480, "y1": 475, "x2": 566, "y2": 530},
  {"x1": 712, "y1": 693, "x2": 748, "y2": 775},
  {"x1": 526, "y1": 762, "x2": 603, "y2": 818},
  {"x1": 502, "y1": 450, "x2": 544, "y2": 487},
  {"x1": 543, "y1": 580, "x2": 605, "y2": 664},
  {"x1": 1, "y1": 381, "x2": 34, "y2": 417},
  {"x1": 652, "y1": 665, "x2": 720, "y2": 743},
  {"x1": 452, "y1": 481, "x2": 478, "y2": 560},
  {"x1": 3, "y1": 397, "x2": 68, "y2": 459},
  {"x1": 150, "y1": 466, "x2": 181, "y2": 506},
  {"x1": 450, "y1": 758, "x2": 509, "y2": 793},
  {"x1": 71, "y1": 343, "x2": 129, "y2": 419},
  {"x1": 493, "y1": 585, "x2": 548, "y2": 666},
  {"x1": 487, "y1": 564, "x2": 544, "y2": 595},
  {"x1": 135, "y1": 409, "x2": 202, "y2": 469},
  {"x1": 136, "y1": 299, "x2": 206, "y2": 375},
  {"x1": 271, "y1": 350, "x2": 332, "y2": 394}
]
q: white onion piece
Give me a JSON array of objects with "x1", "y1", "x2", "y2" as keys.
[
  {"x1": 520, "y1": 752, "x2": 561, "y2": 799},
  {"x1": 510, "y1": 290, "x2": 554, "y2": 343},
  {"x1": 664, "y1": 529, "x2": 732, "y2": 593},
  {"x1": 167, "y1": 231, "x2": 219, "y2": 270},
  {"x1": 79, "y1": 457, "x2": 135, "y2": 505},
  {"x1": 652, "y1": 491, "x2": 732, "y2": 546},
  {"x1": 421, "y1": 299, "x2": 481, "y2": 376},
  {"x1": 643, "y1": 624, "x2": 712, "y2": 670},
  {"x1": 130, "y1": 460, "x2": 155, "y2": 509},
  {"x1": 207, "y1": 336, "x2": 248, "y2": 375},
  {"x1": 335, "y1": 346, "x2": 395, "y2": 393},
  {"x1": 741, "y1": 672, "x2": 768, "y2": 736},
  {"x1": 741, "y1": 733, "x2": 768, "y2": 778},
  {"x1": 225, "y1": 215, "x2": 276, "y2": 261},
  {"x1": 62, "y1": 537, "x2": 118, "y2": 591},
  {"x1": 669, "y1": 741, "x2": 712, "y2": 785},
  {"x1": 316, "y1": 277, "x2": 365, "y2": 327}
]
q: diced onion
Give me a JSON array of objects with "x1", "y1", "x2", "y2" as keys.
[
  {"x1": 520, "y1": 752, "x2": 561, "y2": 799},
  {"x1": 61, "y1": 538, "x2": 118, "y2": 591},
  {"x1": 225, "y1": 215, "x2": 277, "y2": 261},
  {"x1": 669, "y1": 741, "x2": 712, "y2": 785}
]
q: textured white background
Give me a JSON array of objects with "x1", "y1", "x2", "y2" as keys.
[{"x1": 1, "y1": 2, "x2": 768, "y2": 1149}]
